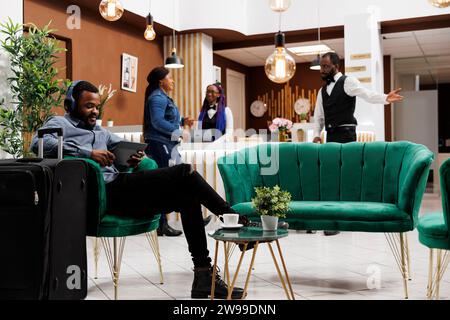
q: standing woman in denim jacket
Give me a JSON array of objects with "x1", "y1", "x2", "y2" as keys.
[{"x1": 144, "y1": 67, "x2": 194, "y2": 236}]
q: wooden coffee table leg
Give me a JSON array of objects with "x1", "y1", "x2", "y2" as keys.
[
  {"x1": 226, "y1": 242, "x2": 248, "y2": 300},
  {"x1": 211, "y1": 240, "x2": 219, "y2": 300},
  {"x1": 275, "y1": 239, "x2": 295, "y2": 300},
  {"x1": 268, "y1": 242, "x2": 292, "y2": 300},
  {"x1": 243, "y1": 241, "x2": 259, "y2": 298}
]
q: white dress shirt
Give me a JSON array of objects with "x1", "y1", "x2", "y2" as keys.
[{"x1": 313, "y1": 72, "x2": 389, "y2": 138}]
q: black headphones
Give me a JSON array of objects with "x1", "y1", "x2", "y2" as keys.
[{"x1": 64, "y1": 80, "x2": 83, "y2": 113}]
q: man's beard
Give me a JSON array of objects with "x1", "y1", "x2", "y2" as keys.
[
  {"x1": 321, "y1": 71, "x2": 336, "y2": 83},
  {"x1": 71, "y1": 111, "x2": 95, "y2": 130}
]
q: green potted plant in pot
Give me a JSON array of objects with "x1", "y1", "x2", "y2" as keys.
[
  {"x1": 0, "y1": 19, "x2": 70, "y2": 157},
  {"x1": 252, "y1": 185, "x2": 291, "y2": 230}
]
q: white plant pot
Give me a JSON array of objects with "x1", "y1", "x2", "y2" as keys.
[
  {"x1": 96, "y1": 119, "x2": 103, "y2": 126},
  {"x1": 261, "y1": 215, "x2": 278, "y2": 231},
  {"x1": 107, "y1": 120, "x2": 114, "y2": 127}
]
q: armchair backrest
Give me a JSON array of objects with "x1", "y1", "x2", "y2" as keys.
[
  {"x1": 71, "y1": 157, "x2": 158, "y2": 236},
  {"x1": 441, "y1": 158, "x2": 450, "y2": 228},
  {"x1": 218, "y1": 142, "x2": 433, "y2": 223}
]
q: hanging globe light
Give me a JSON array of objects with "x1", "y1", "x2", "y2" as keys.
[
  {"x1": 265, "y1": 32, "x2": 296, "y2": 83},
  {"x1": 269, "y1": 0, "x2": 292, "y2": 12},
  {"x1": 99, "y1": 0, "x2": 124, "y2": 22},
  {"x1": 144, "y1": 13, "x2": 156, "y2": 41},
  {"x1": 428, "y1": 0, "x2": 450, "y2": 7}
]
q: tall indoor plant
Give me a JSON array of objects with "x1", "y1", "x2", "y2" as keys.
[{"x1": 0, "y1": 18, "x2": 69, "y2": 157}]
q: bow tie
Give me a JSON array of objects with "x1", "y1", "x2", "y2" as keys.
[
  {"x1": 208, "y1": 105, "x2": 216, "y2": 110},
  {"x1": 326, "y1": 78, "x2": 336, "y2": 85}
]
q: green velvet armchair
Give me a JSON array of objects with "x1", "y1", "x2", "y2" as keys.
[
  {"x1": 418, "y1": 157, "x2": 450, "y2": 299},
  {"x1": 81, "y1": 156, "x2": 162, "y2": 300},
  {"x1": 218, "y1": 141, "x2": 434, "y2": 298}
]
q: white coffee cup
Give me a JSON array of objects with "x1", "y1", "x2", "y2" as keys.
[{"x1": 221, "y1": 213, "x2": 239, "y2": 226}]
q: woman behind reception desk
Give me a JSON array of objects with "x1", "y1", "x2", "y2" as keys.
[
  {"x1": 197, "y1": 83, "x2": 233, "y2": 142},
  {"x1": 143, "y1": 66, "x2": 194, "y2": 237}
]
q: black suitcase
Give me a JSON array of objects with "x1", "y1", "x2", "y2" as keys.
[{"x1": 0, "y1": 128, "x2": 88, "y2": 300}]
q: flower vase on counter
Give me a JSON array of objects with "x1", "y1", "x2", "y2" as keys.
[{"x1": 269, "y1": 117, "x2": 293, "y2": 143}]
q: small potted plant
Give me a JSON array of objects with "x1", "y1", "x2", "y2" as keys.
[
  {"x1": 107, "y1": 118, "x2": 114, "y2": 127},
  {"x1": 269, "y1": 117, "x2": 293, "y2": 142},
  {"x1": 97, "y1": 83, "x2": 116, "y2": 126},
  {"x1": 252, "y1": 185, "x2": 291, "y2": 230},
  {"x1": 300, "y1": 113, "x2": 308, "y2": 123}
]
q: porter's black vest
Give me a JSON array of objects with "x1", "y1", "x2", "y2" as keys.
[{"x1": 322, "y1": 75, "x2": 357, "y2": 131}]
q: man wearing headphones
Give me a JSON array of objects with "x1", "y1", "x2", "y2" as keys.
[{"x1": 30, "y1": 81, "x2": 245, "y2": 299}]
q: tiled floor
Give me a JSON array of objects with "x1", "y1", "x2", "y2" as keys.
[{"x1": 86, "y1": 193, "x2": 448, "y2": 300}]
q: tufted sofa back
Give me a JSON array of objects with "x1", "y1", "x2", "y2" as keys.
[{"x1": 218, "y1": 142, "x2": 434, "y2": 220}]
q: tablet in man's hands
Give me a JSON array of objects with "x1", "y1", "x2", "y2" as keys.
[{"x1": 113, "y1": 141, "x2": 148, "y2": 167}]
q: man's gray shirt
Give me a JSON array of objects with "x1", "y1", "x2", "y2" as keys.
[{"x1": 31, "y1": 114, "x2": 123, "y2": 183}]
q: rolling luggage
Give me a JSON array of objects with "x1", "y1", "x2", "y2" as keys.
[{"x1": 0, "y1": 128, "x2": 88, "y2": 300}]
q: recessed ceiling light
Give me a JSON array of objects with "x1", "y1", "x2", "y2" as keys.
[{"x1": 288, "y1": 44, "x2": 334, "y2": 56}]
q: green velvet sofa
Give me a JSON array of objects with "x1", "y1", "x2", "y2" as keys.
[
  {"x1": 417, "y1": 157, "x2": 450, "y2": 299},
  {"x1": 218, "y1": 141, "x2": 434, "y2": 298}
]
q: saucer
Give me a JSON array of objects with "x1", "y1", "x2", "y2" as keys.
[{"x1": 220, "y1": 223, "x2": 243, "y2": 229}]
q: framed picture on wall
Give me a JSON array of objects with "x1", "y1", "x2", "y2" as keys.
[{"x1": 121, "y1": 53, "x2": 138, "y2": 92}]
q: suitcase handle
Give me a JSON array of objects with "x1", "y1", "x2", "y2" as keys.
[
  {"x1": 37, "y1": 128, "x2": 63, "y2": 138},
  {"x1": 37, "y1": 128, "x2": 64, "y2": 160}
]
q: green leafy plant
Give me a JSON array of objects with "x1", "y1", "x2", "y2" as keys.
[
  {"x1": 0, "y1": 18, "x2": 70, "y2": 157},
  {"x1": 252, "y1": 185, "x2": 291, "y2": 218},
  {"x1": 0, "y1": 99, "x2": 23, "y2": 158}
]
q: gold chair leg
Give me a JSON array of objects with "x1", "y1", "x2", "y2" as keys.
[
  {"x1": 436, "y1": 249, "x2": 442, "y2": 299},
  {"x1": 427, "y1": 249, "x2": 450, "y2": 299},
  {"x1": 384, "y1": 233, "x2": 409, "y2": 299},
  {"x1": 427, "y1": 249, "x2": 434, "y2": 299},
  {"x1": 145, "y1": 231, "x2": 164, "y2": 284},
  {"x1": 92, "y1": 237, "x2": 101, "y2": 279},
  {"x1": 405, "y1": 234, "x2": 411, "y2": 280},
  {"x1": 101, "y1": 237, "x2": 126, "y2": 300}
]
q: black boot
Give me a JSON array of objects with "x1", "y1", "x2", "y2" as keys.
[
  {"x1": 191, "y1": 266, "x2": 245, "y2": 299},
  {"x1": 157, "y1": 222, "x2": 183, "y2": 237}
]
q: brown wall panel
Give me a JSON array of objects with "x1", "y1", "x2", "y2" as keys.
[
  {"x1": 384, "y1": 55, "x2": 392, "y2": 141},
  {"x1": 24, "y1": 0, "x2": 164, "y2": 125}
]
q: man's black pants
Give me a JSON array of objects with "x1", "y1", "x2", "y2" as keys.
[
  {"x1": 326, "y1": 126, "x2": 357, "y2": 143},
  {"x1": 106, "y1": 164, "x2": 233, "y2": 268}
]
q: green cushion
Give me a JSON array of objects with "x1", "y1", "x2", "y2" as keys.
[
  {"x1": 232, "y1": 201, "x2": 412, "y2": 233},
  {"x1": 418, "y1": 212, "x2": 450, "y2": 250},
  {"x1": 98, "y1": 214, "x2": 160, "y2": 238}
]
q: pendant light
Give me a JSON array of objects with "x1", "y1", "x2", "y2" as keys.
[
  {"x1": 165, "y1": 3, "x2": 184, "y2": 69},
  {"x1": 265, "y1": 31, "x2": 296, "y2": 83},
  {"x1": 265, "y1": 9, "x2": 295, "y2": 83},
  {"x1": 428, "y1": 0, "x2": 450, "y2": 8},
  {"x1": 144, "y1": 0, "x2": 156, "y2": 41},
  {"x1": 310, "y1": 0, "x2": 322, "y2": 70},
  {"x1": 99, "y1": 0, "x2": 124, "y2": 22},
  {"x1": 269, "y1": 0, "x2": 292, "y2": 12}
]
